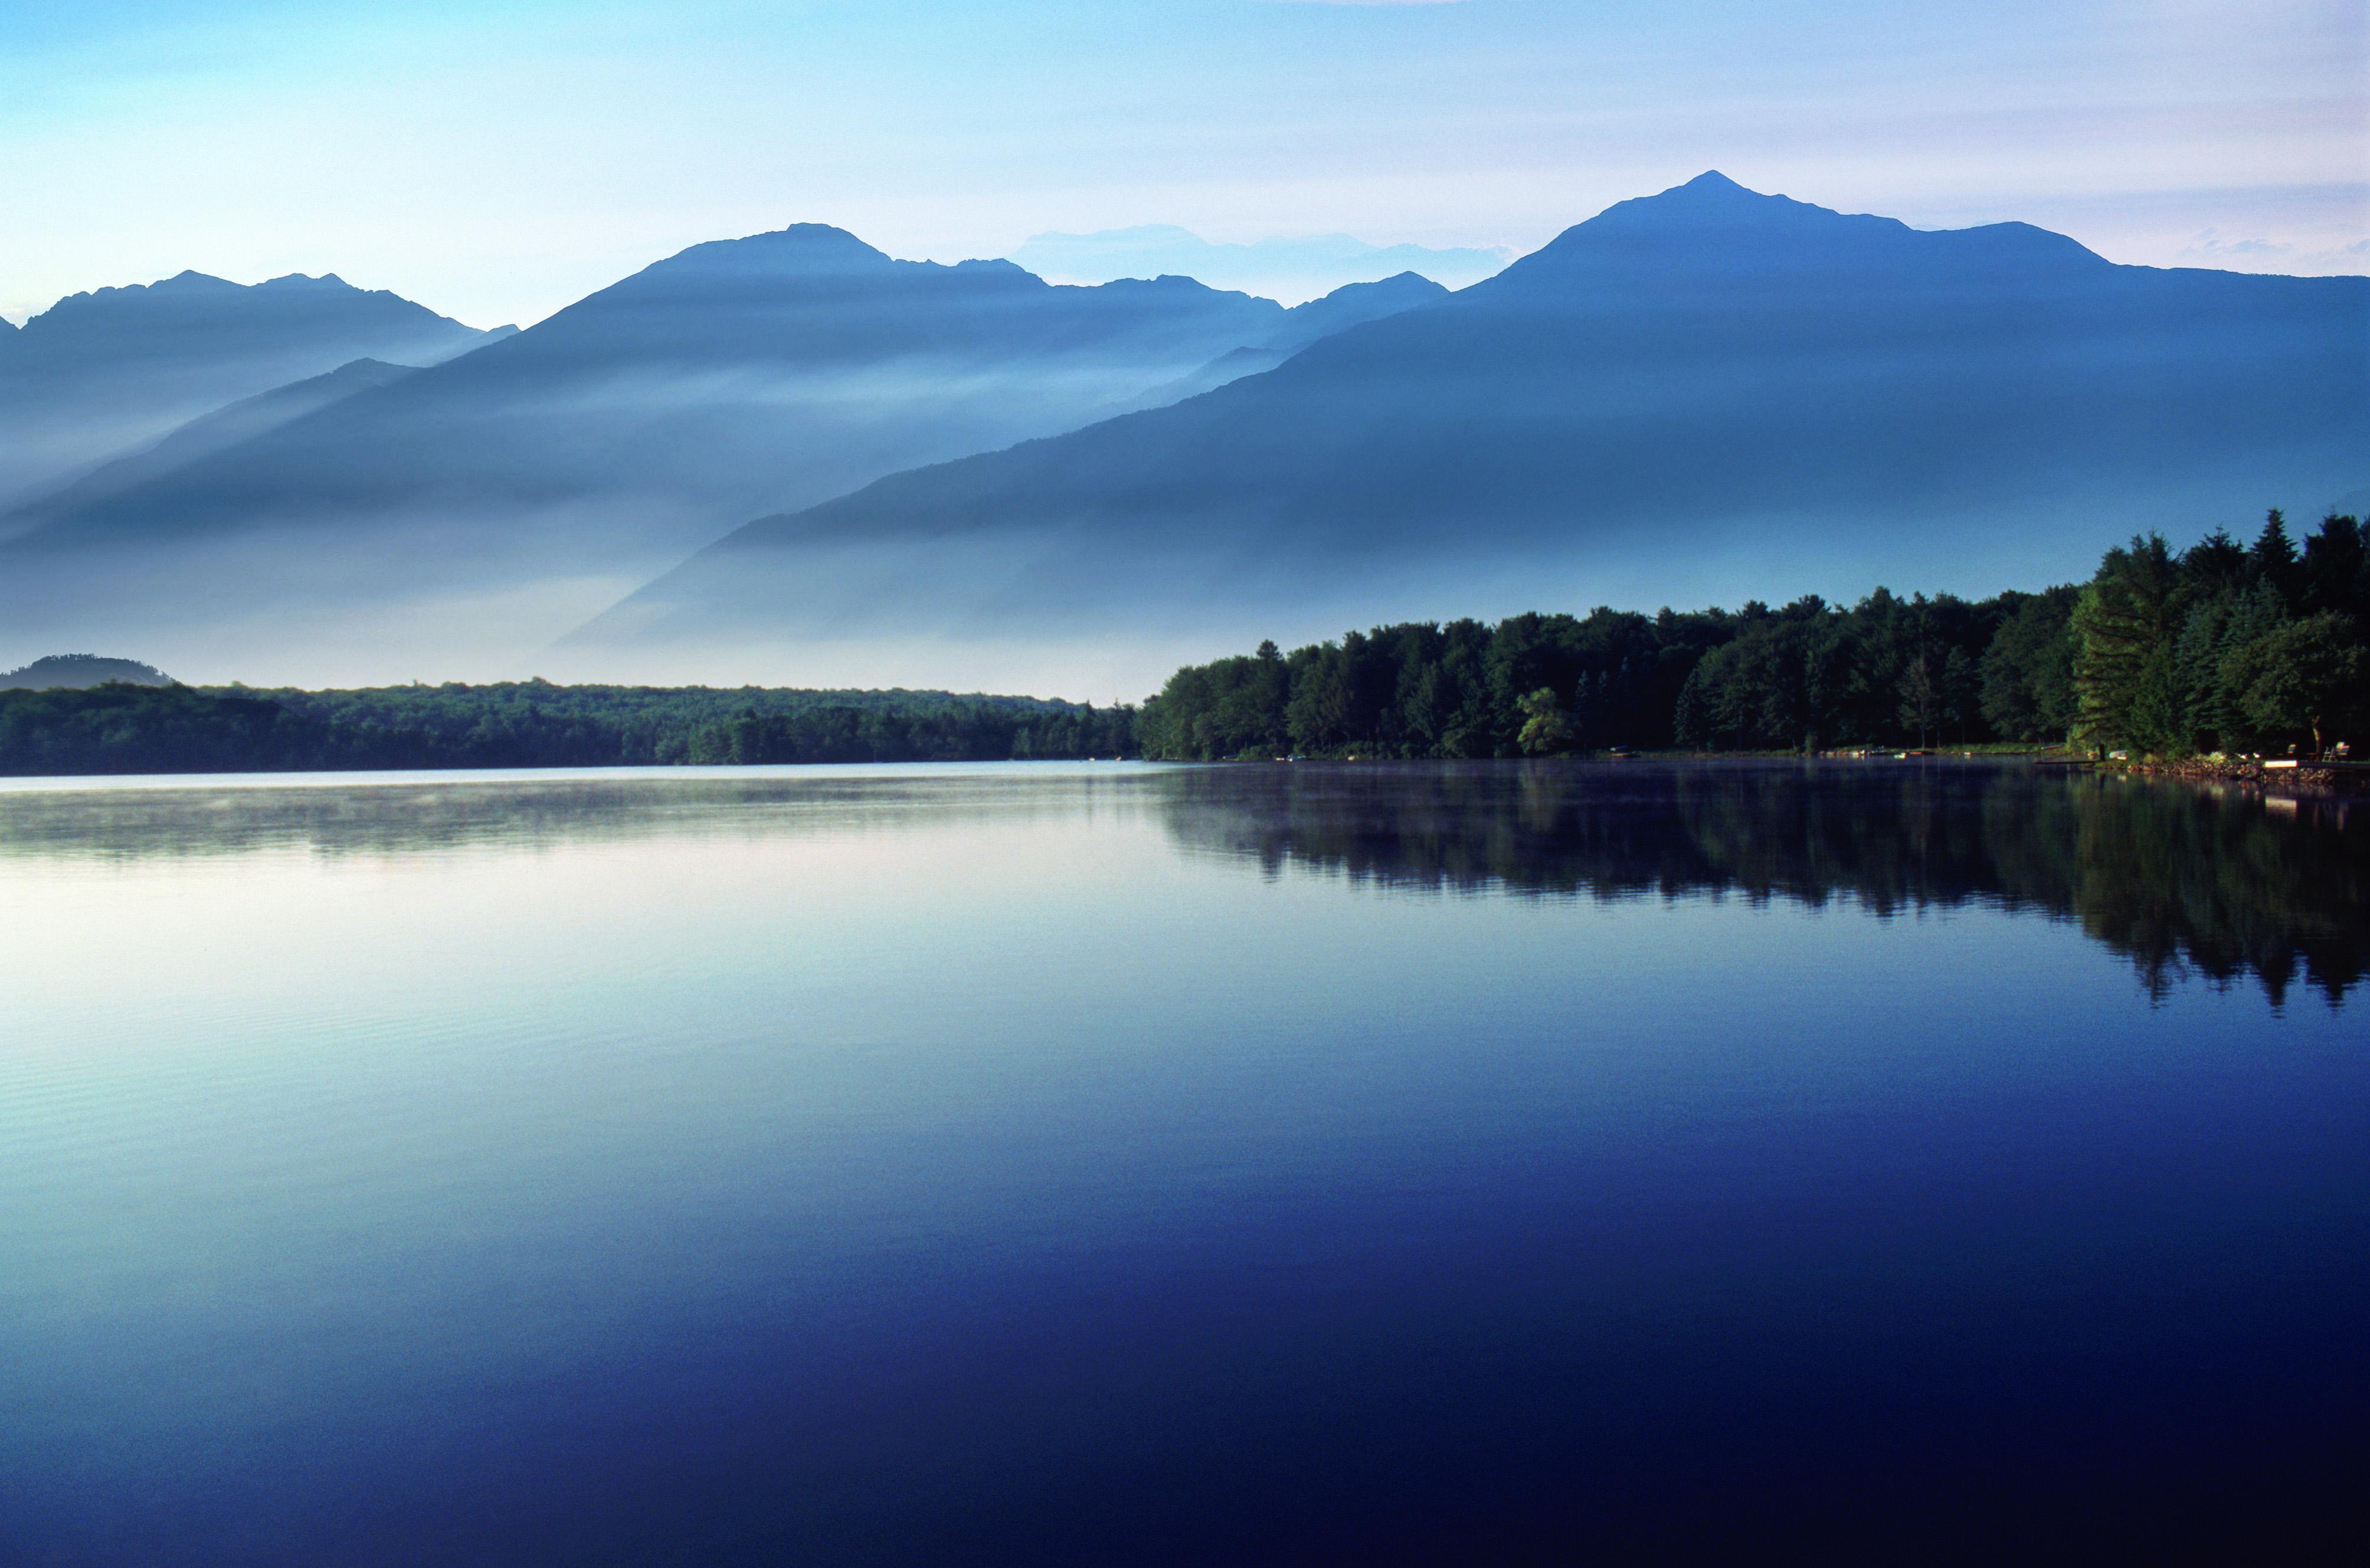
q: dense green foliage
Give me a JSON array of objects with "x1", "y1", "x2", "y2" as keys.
[
  {"x1": 1976, "y1": 588, "x2": 2080, "y2": 742},
  {"x1": 1141, "y1": 597, "x2": 2033, "y2": 760},
  {"x1": 1, "y1": 680, "x2": 1136, "y2": 776},
  {"x1": 0, "y1": 683, "x2": 357, "y2": 775},
  {"x1": 1136, "y1": 614, "x2": 1723, "y2": 760},
  {"x1": 1675, "y1": 590, "x2": 2005, "y2": 752},
  {"x1": 1139, "y1": 511, "x2": 2367, "y2": 761},
  {"x1": 2068, "y1": 512, "x2": 2368, "y2": 756},
  {"x1": 241, "y1": 682, "x2": 1137, "y2": 767}
]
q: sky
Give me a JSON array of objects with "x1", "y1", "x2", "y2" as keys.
[{"x1": 3, "y1": 0, "x2": 2365, "y2": 328}]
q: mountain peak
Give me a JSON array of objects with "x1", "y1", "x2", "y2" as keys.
[
  {"x1": 1617, "y1": 172, "x2": 1844, "y2": 224},
  {"x1": 646, "y1": 224, "x2": 897, "y2": 284},
  {"x1": 1486, "y1": 174, "x2": 2113, "y2": 299},
  {"x1": 141, "y1": 271, "x2": 242, "y2": 296},
  {"x1": 258, "y1": 273, "x2": 356, "y2": 293}
]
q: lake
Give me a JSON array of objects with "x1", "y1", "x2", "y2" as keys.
[{"x1": 1, "y1": 760, "x2": 2362, "y2": 1564}]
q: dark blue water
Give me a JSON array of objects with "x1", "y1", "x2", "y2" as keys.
[{"x1": 1, "y1": 762, "x2": 2362, "y2": 1564}]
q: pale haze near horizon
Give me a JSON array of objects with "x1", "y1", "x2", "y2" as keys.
[{"x1": 4, "y1": 0, "x2": 2364, "y2": 329}]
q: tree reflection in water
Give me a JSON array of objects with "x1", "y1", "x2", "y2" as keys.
[
  {"x1": 3, "y1": 760, "x2": 2356, "y2": 1009},
  {"x1": 1154, "y1": 761, "x2": 2368, "y2": 1008}
]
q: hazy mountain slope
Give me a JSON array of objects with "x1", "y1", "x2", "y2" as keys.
[
  {"x1": 0, "y1": 227, "x2": 1299, "y2": 675},
  {"x1": 1099, "y1": 271, "x2": 1450, "y2": 417},
  {"x1": 586, "y1": 174, "x2": 2369, "y2": 677},
  {"x1": 1259, "y1": 273, "x2": 1453, "y2": 355},
  {"x1": 0, "y1": 271, "x2": 499, "y2": 508},
  {"x1": 1, "y1": 359, "x2": 420, "y2": 539}
]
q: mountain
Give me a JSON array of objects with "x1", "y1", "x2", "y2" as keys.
[
  {"x1": 1, "y1": 359, "x2": 420, "y2": 538},
  {"x1": 1255, "y1": 273, "x2": 1455, "y2": 355},
  {"x1": 0, "y1": 271, "x2": 501, "y2": 509},
  {"x1": 580, "y1": 174, "x2": 2369, "y2": 685},
  {"x1": 1011, "y1": 225, "x2": 1509, "y2": 302},
  {"x1": 1097, "y1": 271, "x2": 1449, "y2": 417},
  {"x1": 0, "y1": 226, "x2": 1349, "y2": 677},
  {"x1": 0, "y1": 654, "x2": 174, "y2": 690}
]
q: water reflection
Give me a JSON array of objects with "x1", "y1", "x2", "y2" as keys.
[
  {"x1": 2, "y1": 760, "x2": 2359, "y2": 1007},
  {"x1": 0, "y1": 766, "x2": 1136, "y2": 860},
  {"x1": 1, "y1": 759, "x2": 2361, "y2": 1564},
  {"x1": 1153, "y1": 761, "x2": 2368, "y2": 1008}
]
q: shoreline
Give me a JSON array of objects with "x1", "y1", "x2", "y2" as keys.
[{"x1": 2102, "y1": 757, "x2": 2370, "y2": 794}]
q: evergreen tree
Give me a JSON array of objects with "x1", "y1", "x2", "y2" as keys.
[
  {"x1": 2173, "y1": 595, "x2": 2234, "y2": 751},
  {"x1": 2299, "y1": 513, "x2": 2367, "y2": 617},
  {"x1": 2250, "y1": 508, "x2": 2300, "y2": 599},
  {"x1": 2209, "y1": 580, "x2": 2292, "y2": 751},
  {"x1": 2071, "y1": 533, "x2": 2182, "y2": 752},
  {"x1": 2182, "y1": 527, "x2": 2248, "y2": 594}
]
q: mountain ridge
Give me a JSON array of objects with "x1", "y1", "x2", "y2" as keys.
[
  {"x1": 575, "y1": 173, "x2": 2367, "y2": 681},
  {"x1": 0, "y1": 269, "x2": 502, "y2": 509},
  {"x1": 1011, "y1": 224, "x2": 1509, "y2": 301},
  {"x1": 0, "y1": 229, "x2": 1456, "y2": 679}
]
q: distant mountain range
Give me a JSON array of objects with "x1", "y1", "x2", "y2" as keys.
[
  {"x1": 1010, "y1": 225, "x2": 1508, "y2": 302},
  {"x1": 0, "y1": 271, "x2": 503, "y2": 512},
  {"x1": 0, "y1": 230, "x2": 1435, "y2": 676},
  {"x1": 582, "y1": 174, "x2": 2368, "y2": 683},
  {"x1": 2, "y1": 174, "x2": 2362, "y2": 693}
]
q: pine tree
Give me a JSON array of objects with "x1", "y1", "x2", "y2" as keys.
[
  {"x1": 2250, "y1": 508, "x2": 2299, "y2": 601},
  {"x1": 2173, "y1": 595, "x2": 2232, "y2": 751},
  {"x1": 2183, "y1": 526, "x2": 2248, "y2": 592},
  {"x1": 2071, "y1": 533, "x2": 2182, "y2": 752},
  {"x1": 2299, "y1": 513, "x2": 2366, "y2": 617},
  {"x1": 2211, "y1": 580, "x2": 2291, "y2": 751}
]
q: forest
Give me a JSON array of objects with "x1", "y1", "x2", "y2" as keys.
[
  {"x1": 0, "y1": 682, "x2": 1135, "y2": 776},
  {"x1": 1137, "y1": 510, "x2": 2368, "y2": 761},
  {"x1": 4, "y1": 509, "x2": 2361, "y2": 776}
]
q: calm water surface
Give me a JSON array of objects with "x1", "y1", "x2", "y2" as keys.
[{"x1": 1, "y1": 761, "x2": 2362, "y2": 1564}]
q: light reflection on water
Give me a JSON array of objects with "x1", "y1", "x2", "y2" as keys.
[{"x1": 0, "y1": 761, "x2": 2361, "y2": 1564}]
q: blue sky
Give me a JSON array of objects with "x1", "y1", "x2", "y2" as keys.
[{"x1": 4, "y1": 0, "x2": 2363, "y2": 326}]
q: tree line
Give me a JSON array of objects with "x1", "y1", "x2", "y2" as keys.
[
  {"x1": 2067, "y1": 511, "x2": 2366, "y2": 758},
  {"x1": 0, "y1": 681, "x2": 1137, "y2": 776},
  {"x1": 1138, "y1": 510, "x2": 2368, "y2": 760},
  {"x1": 5, "y1": 509, "x2": 2359, "y2": 776}
]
